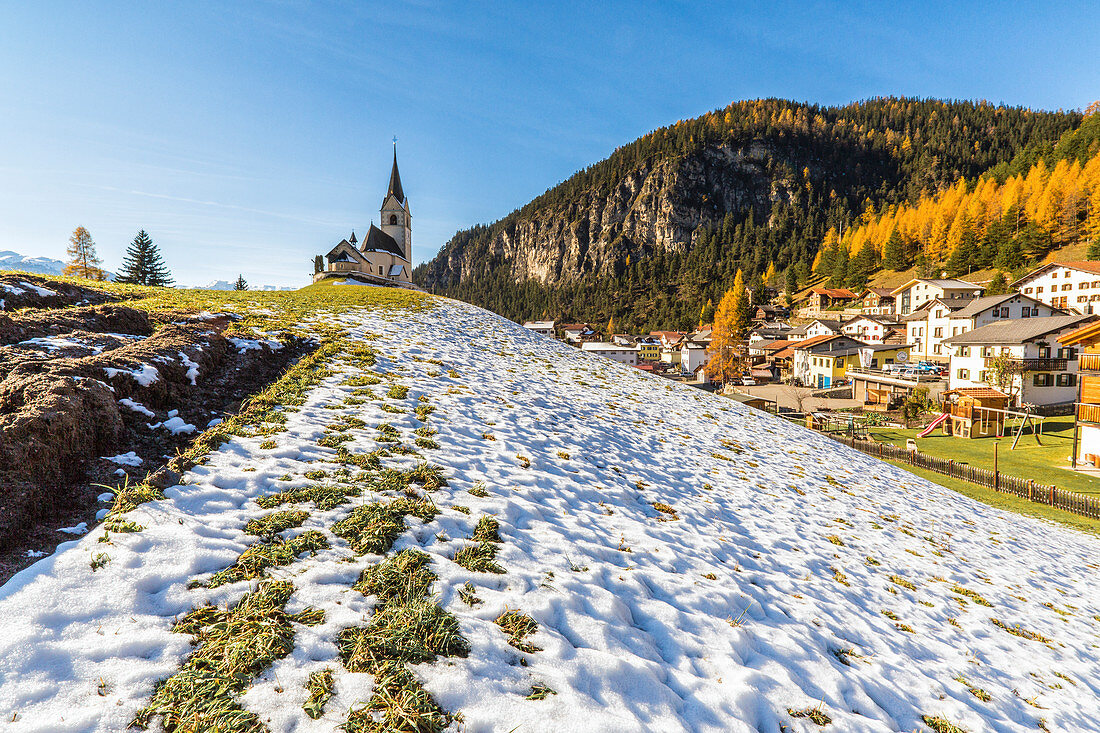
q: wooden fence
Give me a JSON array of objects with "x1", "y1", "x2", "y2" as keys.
[{"x1": 827, "y1": 433, "x2": 1100, "y2": 520}]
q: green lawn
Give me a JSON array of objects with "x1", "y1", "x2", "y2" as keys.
[
  {"x1": 884, "y1": 460, "x2": 1100, "y2": 537},
  {"x1": 868, "y1": 414, "x2": 1100, "y2": 497}
]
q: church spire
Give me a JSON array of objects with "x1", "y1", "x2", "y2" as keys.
[{"x1": 386, "y1": 141, "x2": 405, "y2": 204}]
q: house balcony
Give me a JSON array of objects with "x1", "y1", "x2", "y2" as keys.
[
  {"x1": 983, "y1": 357, "x2": 1067, "y2": 371},
  {"x1": 1077, "y1": 402, "x2": 1100, "y2": 425},
  {"x1": 1079, "y1": 353, "x2": 1100, "y2": 372}
]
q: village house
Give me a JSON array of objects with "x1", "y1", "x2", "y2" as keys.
[
  {"x1": 841, "y1": 315, "x2": 904, "y2": 344},
  {"x1": 906, "y1": 292, "x2": 1064, "y2": 364},
  {"x1": 680, "y1": 341, "x2": 708, "y2": 375},
  {"x1": 903, "y1": 299, "x2": 968, "y2": 362},
  {"x1": 891, "y1": 278, "x2": 983, "y2": 317},
  {"x1": 804, "y1": 318, "x2": 845, "y2": 340},
  {"x1": 753, "y1": 303, "x2": 789, "y2": 321},
  {"x1": 788, "y1": 333, "x2": 910, "y2": 388},
  {"x1": 561, "y1": 324, "x2": 597, "y2": 343},
  {"x1": 313, "y1": 147, "x2": 413, "y2": 285},
  {"x1": 806, "y1": 287, "x2": 858, "y2": 313},
  {"x1": 522, "y1": 320, "x2": 555, "y2": 338},
  {"x1": 943, "y1": 314, "x2": 1096, "y2": 407},
  {"x1": 580, "y1": 342, "x2": 638, "y2": 366},
  {"x1": 859, "y1": 287, "x2": 895, "y2": 315},
  {"x1": 1012, "y1": 261, "x2": 1100, "y2": 314},
  {"x1": 635, "y1": 337, "x2": 661, "y2": 361}
]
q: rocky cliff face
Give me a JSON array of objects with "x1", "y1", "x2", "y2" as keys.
[{"x1": 420, "y1": 141, "x2": 794, "y2": 287}]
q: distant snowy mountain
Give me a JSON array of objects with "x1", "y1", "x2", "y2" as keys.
[
  {"x1": 189, "y1": 280, "x2": 295, "y2": 291},
  {"x1": 0, "y1": 251, "x2": 66, "y2": 276},
  {"x1": 0, "y1": 250, "x2": 115, "y2": 280}
]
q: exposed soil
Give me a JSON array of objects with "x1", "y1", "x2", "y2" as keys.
[{"x1": 0, "y1": 277, "x2": 310, "y2": 582}]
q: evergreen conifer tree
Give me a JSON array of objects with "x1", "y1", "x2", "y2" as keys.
[
  {"x1": 985, "y1": 271, "x2": 1010, "y2": 295},
  {"x1": 117, "y1": 230, "x2": 173, "y2": 286},
  {"x1": 234, "y1": 275, "x2": 248, "y2": 291},
  {"x1": 882, "y1": 230, "x2": 908, "y2": 271},
  {"x1": 1087, "y1": 238, "x2": 1100, "y2": 261}
]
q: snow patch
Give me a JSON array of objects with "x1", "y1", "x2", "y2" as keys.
[
  {"x1": 104, "y1": 364, "x2": 160, "y2": 387},
  {"x1": 118, "y1": 398, "x2": 155, "y2": 418},
  {"x1": 55, "y1": 522, "x2": 87, "y2": 535},
  {"x1": 102, "y1": 451, "x2": 143, "y2": 467}
]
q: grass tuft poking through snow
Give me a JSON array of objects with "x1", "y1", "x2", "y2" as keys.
[
  {"x1": 339, "y1": 550, "x2": 468, "y2": 732},
  {"x1": 132, "y1": 580, "x2": 323, "y2": 732},
  {"x1": 333, "y1": 498, "x2": 439, "y2": 555},
  {"x1": 302, "y1": 668, "x2": 335, "y2": 720},
  {"x1": 243, "y1": 510, "x2": 309, "y2": 537},
  {"x1": 206, "y1": 531, "x2": 328, "y2": 588},
  {"x1": 495, "y1": 609, "x2": 542, "y2": 653}
]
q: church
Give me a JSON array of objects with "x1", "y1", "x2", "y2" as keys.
[{"x1": 312, "y1": 146, "x2": 413, "y2": 285}]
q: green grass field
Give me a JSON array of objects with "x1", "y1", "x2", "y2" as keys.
[
  {"x1": 884, "y1": 460, "x2": 1100, "y2": 537},
  {"x1": 869, "y1": 415, "x2": 1100, "y2": 496}
]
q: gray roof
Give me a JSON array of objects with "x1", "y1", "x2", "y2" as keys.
[
  {"x1": 900, "y1": 300, "x2": 966, "y2": 321},
  {"x1": 917, "y1": 278, "x2": 982, "y2": 289},
  {"x1": 362, "y1": 224, "x2": 404, "y2": 257},
  {"x1": 811, "y1": 319, "x2": 844, "y2": 331},
  {"x1": 944, "y1": 315, "x2": 1096, "y2": 345},
  {"x1": 948, "y1": 293, "x2": 1038, "y2": 319}
]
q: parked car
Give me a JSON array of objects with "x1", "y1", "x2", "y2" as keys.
[{"x1": 740, "y1": 377, "x2": 756, "y2": 386}]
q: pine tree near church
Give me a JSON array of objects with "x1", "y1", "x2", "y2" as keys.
[
  {"x1": 117, "y1": 230, "x2": 173, "y2": 286},
  {"x1": 63, "y1": 226, "x2": 106, "y2": 280}
]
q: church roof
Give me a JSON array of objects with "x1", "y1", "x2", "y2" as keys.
[
  {"x1": 386, "y1": 148, "x2": 405, "y2": 204},
  {"x1": 362, "y1": 224, "x2": 404, "y2": 257}
]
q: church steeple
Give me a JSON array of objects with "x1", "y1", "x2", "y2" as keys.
[
  {"x1": 386, "y1": 144, "x2": 405, "y2": 205},
  {"x1": 380, "y1": 140, "x2": 411, "y2": 261}
]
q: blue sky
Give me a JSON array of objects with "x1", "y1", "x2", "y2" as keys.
[{"x1": 0, "y1": 2, "x2": 1096, "y2": 287}]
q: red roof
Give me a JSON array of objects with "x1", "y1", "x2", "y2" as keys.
[
  {"x1": 810, "y1": 287, "x2": 858, "y2": 298},
  {"x1": 943, "y1": 387, "x2": 1010, "y2": 399},
  {"x1": 560, "y1": 324, "x2": 589, "y2": 331}
]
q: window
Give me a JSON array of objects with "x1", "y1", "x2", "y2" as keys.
[
  {"x1": 389, "y1": 214, "x2": 398, "y2": 225},
  {"x1": 1063, "y1": 283, "x2": 1073, "y2": 291},
  {"x1": 978, "y1": 370, "x2": 987, "y2": 382},
  {"x1": 1033, "y1": 373, "x2": 1053, "y2": 387},
  {"x1": 1037, "y1": 286, "x2": 1044, "y2": 293},
  {"x1": 957, "y1": 368, "x2": 970, "y2": 380},
  {"x1": 1079, "y1": 295, "x2": 1089, "y2": 303},
  {"x1": 934, "y1": 327, "x2": 943, "y2": 338},
  {"x1": 935, "y1": 309, "x2": 943, "y2": 318},
  {"x1": 378, "y1": 266, "x2": 383, "y2": 274},
  {"x1": 1057, "y1": 373, "x2": 1077, "y2": 387},
  {"x1": 981, "y1": 346, "x2": 993, "y2": 358},
  {"x1": 934, "y1": 344, "x2": 942, "y2": 355},
  {"x1": 1081, "y1": 282, "x2": 1090, "y2": 289},
  {"x1": 1038, "y1": 345, "x2": 1051, "y2": 358},
  {"x1": 1057, "y1": 348, "x2": 1077, "y2": 359},
  {"x1": 1021, "y1": 307, "x2": 1031, "y2": 318},
  {"x1": 1024, "y1": 287, "x2": 1034, "y2": 294},
  {"x1": 953, "y1": 327, "x2": 960, "y2": 336}
]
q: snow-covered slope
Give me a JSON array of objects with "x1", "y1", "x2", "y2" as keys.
[{"x1": 2, "y1": 297, "x2": 1100, "y2": 732}]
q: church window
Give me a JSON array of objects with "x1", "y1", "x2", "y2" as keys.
[{"x1": 390, "y1": 214, "x2": 398, "y2": 225}]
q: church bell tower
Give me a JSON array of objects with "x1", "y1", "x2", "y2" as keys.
[{"x1": 380, "y1": 143, "x2": 411, "y2": 261}]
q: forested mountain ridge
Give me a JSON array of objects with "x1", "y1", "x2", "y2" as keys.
[{"x1": 414, "y1": 98, "x2": 1079, "y2": 331}]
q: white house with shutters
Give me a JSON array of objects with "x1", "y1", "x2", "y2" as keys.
[
  {"x1": 1012, "y1": 261, "x2": 1100, "y2": 314},
  {"x1": 891, "y1": 278, "x2": 983, "y2": 317},
  {"x1": 943, "y1": 314, "x2": 1097, "y2": 407}
]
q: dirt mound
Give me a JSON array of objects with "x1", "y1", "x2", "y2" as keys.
[
  {"x1": 0, "y1": 274, "x2": 117, "y2": 311},
  {"x1": 0, "y1": 303, "x2": 153, "y2": 346},
  {"x1": 0, "y1": 305, "x2": 309, "y2": 567}
]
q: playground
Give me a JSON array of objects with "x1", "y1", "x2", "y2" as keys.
[{"x1": 868, "y1": 415, "x2": 1100, "y2": 497}]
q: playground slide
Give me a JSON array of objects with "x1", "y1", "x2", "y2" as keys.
[{"x1": 917, "y1": 412, "x2": 949, "y2": 438}]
